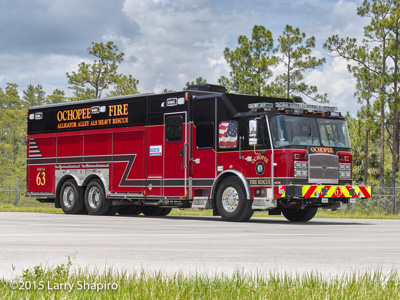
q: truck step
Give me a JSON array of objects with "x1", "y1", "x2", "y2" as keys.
[
  {"x1": 191, "y1": 197, "x2": 212, "y2": 209},
  {"x1": 252, "y1": 198, "x2": 277, "y2": 210}
]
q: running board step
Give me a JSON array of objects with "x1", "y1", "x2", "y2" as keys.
[
  {"x1": 191, "y1": 197, "x2": 212, "y2": 209},
  {"x1": 252, "y1": 198, "x2": 277, "y2": 210}
]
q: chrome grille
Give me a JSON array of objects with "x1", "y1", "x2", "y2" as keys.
[{"x1": 308, "y1": 154, "x2": 338, "y2": 184}]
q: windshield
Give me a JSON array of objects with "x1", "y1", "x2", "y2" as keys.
[
  {"x1": 270, "y1": 116, "x2": 351, "y2": 148},
  {"x1": 318, "y1": 119, "x2": 351, "y2": 148},
  {"x1": 270, "y1": 116, "x2": 320, "y2": 147}
]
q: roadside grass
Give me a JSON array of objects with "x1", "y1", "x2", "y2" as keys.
[
  {"x1": 315, "y1": 209, "x2": 400, "y2": 220},
  {"x1": 0, "y1": 204, "x2": 62, "y2": 214},
  {"x1": 1, "y1": 257, "x2": 399, "y2": 299}
]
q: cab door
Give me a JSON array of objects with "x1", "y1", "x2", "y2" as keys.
[{"x1": 163, "y1": 112, "x2": 188, "y2": 197}]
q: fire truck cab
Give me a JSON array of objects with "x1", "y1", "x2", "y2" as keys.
[{"x1": 26, "y1": 84, "x2": 371, "y2": 222}]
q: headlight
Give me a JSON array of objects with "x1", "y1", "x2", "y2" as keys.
[
  {"x1": 339, "y1": 163, "x2": 351, "y2": 170},
  {"x1": 294, "y1": 161, "x2": 308, "y2": 177},
  {"x1": 295, "y1": 170, "x2": 303, "y2": 177},
  {"x1": 339, "y1": 169, "x2": 351, "y2": 179}
]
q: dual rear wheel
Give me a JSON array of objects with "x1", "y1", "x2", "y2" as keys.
[
  {"x1": 59, "y1": 180, "x2": 85, "y2": 214},
  {"x1": 59, "y1": 179, "x2": 118, "y2": 216},
  {"x1": 59, "y1": 179, "x2": 172, "y2": 217}
]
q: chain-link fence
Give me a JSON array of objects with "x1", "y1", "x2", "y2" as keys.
[
  {"x1": 0, "y1": 180, "x2": 54, "y2": 209},
  {"x1": 351, "y1": 186, "x2": 399, "y2": 215}
]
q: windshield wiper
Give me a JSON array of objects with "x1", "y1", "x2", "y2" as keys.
[
  {"x1": 309, "y1": 123, "x2": 314, "y2": 144},
  {"x1": 324, "y1": 125, "x2": 332, "y2": 146}
]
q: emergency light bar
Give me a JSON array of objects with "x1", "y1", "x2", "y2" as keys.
[
  {"x1": 274, "y1": 102, "x2": 338, "y2": 113},
  {"x1": 248, "y1": 102, "x2": 274, "y2": 112}
]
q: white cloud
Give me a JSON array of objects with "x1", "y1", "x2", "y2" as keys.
[
  {"x1": 121, "y1": 0, "x2": 224, "y2": 91},
  {"x1": 0, "y1": 0, "x2": 369, "y2": 117},
  {"x1": 0, "y1": 53, "x2": 79, "y2": 96},
  {"x1": 305, "y1": 56, "x2": 358, "y2": 115}
]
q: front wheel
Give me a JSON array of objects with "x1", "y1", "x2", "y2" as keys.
[
  {"x1": 216, "y1": 177, "x2": 253, "y2": 222},
  {"x1": 282, "y1": 206, "x2": 318, "y2": 222},
  {"x1": 158, "y1": 208, "x2": 172, "y2": 216}
]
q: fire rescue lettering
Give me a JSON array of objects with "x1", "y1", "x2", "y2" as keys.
[
  {"x1": 57, "y1": 108, "x2": 91, "y2": 122},
  {"x1": 109, "y1": 104, "x2": 128, "y2": 117},
  {"x1": 56, "y1": 104, "x2": 129, "y2": 130},
  {"x1": 249, "y1": 179, "x2": 271, "y2": 185}
]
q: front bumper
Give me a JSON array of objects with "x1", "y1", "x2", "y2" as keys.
[{"x1": 278, "y1": 185, "x2": 371, "y2": 199}]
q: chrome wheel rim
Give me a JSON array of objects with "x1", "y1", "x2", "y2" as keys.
[
  {"x1": 88, "y1": 186, "x2": 101, "y2": 209},
  {"x1": 222, "y1": 187, "x2": 239, "y2": 212},
  {"x1": 62, "y1": 186, "x2": 75, "y2": 208}
]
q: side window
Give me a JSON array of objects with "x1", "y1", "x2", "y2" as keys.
[
  {"x1": 219, "y1": 121, "x2": 238, "y2": 148},
  {"x1": 196, "y1": 122, "x2": 214, "y2": 149},
  {"x1": 166, "y1": 116, "x2": 182, "y2": 142}
]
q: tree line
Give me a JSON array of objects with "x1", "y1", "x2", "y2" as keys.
[{"x1": 0, "y1": 0, "x2": 398, "y2": 202}]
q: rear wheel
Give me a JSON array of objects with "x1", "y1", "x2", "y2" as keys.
[
  {"x1": 141, "y1": 206, "x2": 171, "y2": 216},
  {"x1": 84, "y1": 179, "x2": 111, "y2": 215},
  {"x1": 59, "y1": 180, "x2": 85, "y2": 214},
  {"x1": 118, "y1": 205, "x2": 141, "y2": 216},
  {"x1": 282, "y1": 206, "x2": 318, "y2": 222},
  {"x1": 216, "y1": 177, "x2": 253, "y2": 222}
]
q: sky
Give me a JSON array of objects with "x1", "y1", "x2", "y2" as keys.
[{"x1": 0, "y1": 0, "x2": 368, "y2": 115}]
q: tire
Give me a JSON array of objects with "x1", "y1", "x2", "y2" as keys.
[
  {"x1": 84, "y1": 179, "x2": 112, "y2": 215},
  {"x1": 59, "y1": 179, "x2": 85, "y2": 214},
  {"x1": 107, "y1": 205, "x2": 120, "y2": 216},
  {"x1": 141, "y1": 206, "x2": 166, "y2": 216},
  {"x1": 118, "y1": 205, "x2": 141, "y2": 216},
  {"x1": 158, "y1": 208, "x2": 172, "y2": 216},
  {"x1": 282, "y1": 206, "x2": 318, "y2": 222},
  {"x1": 216, "y1": 177, "x2": 254, "y2": 222}
]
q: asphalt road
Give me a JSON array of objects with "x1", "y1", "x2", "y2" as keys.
[{"x1": 1, "y1": 212, "x2": 399, "y2": 279}]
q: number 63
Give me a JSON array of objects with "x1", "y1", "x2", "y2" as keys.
[{"x1": 36, "y1": 172, "x2": 46, "y2": 186}]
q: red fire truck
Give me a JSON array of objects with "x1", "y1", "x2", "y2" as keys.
[{"x1": 26, "y1": 84, "x2": 371, "y2": 222}]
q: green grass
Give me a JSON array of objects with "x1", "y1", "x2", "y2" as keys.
[
  {"x1": 316, "y1": 209, "x2": 400, "y2": 220},
  {"x1": 0, "y1": 204, "x2": 62, "y2": 214},
  {"x1": 1, "y1": 257, "x2": 399, "y2": 299}
]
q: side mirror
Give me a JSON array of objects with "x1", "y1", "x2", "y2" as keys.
[{"x1": 249, "y1": 119, "x2": 258, "y2": 146}]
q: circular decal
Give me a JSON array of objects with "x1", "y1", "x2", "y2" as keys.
[{"x1": 256, "y1": 162, "x2": 264, "y2": 175}]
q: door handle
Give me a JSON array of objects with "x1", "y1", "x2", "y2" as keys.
[{"x1": 180, "y1": 149, "x2": 184, "y2": 157}]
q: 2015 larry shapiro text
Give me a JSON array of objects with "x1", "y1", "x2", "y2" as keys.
[{"x1": 11, "y1": 280, "x2": 119, "y2": 292}]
